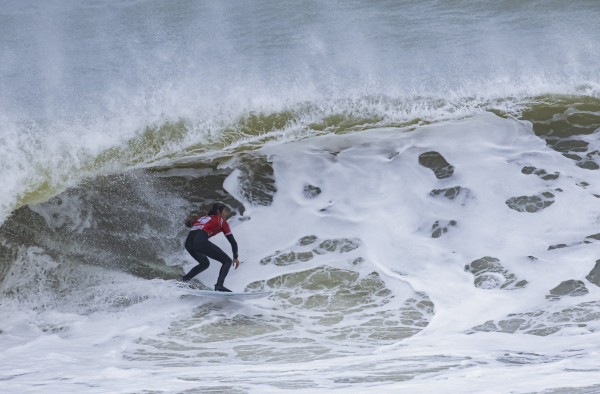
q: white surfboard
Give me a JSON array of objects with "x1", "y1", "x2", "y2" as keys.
[{"x1": 182, "y1": 289, "x2": 272, "y2": 300}]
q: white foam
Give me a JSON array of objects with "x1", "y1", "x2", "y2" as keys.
[{"x1": 223, "y1": 112, "x2": 600, "y2": 390}]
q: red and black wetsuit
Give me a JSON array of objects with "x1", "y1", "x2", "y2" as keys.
[{"x1": 182, "y1": 215, "x2": 238, "y2": 288}]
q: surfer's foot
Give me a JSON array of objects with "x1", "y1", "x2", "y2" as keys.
[{"x1": 214, "y1": 285, "x2": 232, "y2": 292}]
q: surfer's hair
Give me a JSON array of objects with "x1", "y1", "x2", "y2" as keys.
[{"x1": 208, "y1": 203, "x2": 228, "y2": 216}]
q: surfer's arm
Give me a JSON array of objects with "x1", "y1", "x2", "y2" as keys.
[
  {"x1": 226, "y1": 234, "x2": 238, "y2": 259},
  {"x1": 226, "y1": 234, "x2": 240, "y2": 269}
]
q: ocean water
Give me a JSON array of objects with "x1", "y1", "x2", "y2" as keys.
[{"x1": 2, "y1": 1, "x2": 600, "y2": 392}]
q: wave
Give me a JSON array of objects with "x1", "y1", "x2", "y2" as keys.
[
  {"x1": 2, "y1": 94, "x2": 599, "y2": 283},
  {"x1": 3, "y1": 91, "x2": 599, "y2": 223},
  {"x1": 2, "y1": 92, "x2": 599, "y2": 295}
]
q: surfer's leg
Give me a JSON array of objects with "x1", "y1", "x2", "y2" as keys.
[
  {"x1": 181, "y1": 253, "x2": 209, "y2": 281},
  {"x1": 215, "y1": 262, "x2": 232, "y2": 289},
  {"x1": 182, "y1": 231, "x2": 211, "y2": 281},
  {"x1": 201, "y1": 241, "x2": 233, "y2": 288}
]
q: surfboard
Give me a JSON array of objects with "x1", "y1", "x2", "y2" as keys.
[{"x1": 182, "y1": 289, "x2": 272, "y2": 300}]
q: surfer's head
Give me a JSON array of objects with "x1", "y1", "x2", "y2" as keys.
[{"x1": 208, "y1": 202, "x2": 229, "y2": 218}]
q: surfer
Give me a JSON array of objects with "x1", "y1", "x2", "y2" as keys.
[{"x1": 181, "y1": 203, "x2": 240, "y2": 292}]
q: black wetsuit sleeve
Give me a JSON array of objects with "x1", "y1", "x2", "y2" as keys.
[{"x1": 226, "y1": 234, "x2": 238, "y2": 259}]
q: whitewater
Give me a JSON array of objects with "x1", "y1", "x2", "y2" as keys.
[{"x1": 2, "y1": 1, "x2": 600, "y2": 393}]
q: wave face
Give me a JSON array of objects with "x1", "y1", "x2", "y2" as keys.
[{"x1": 2, "y1": 1, "x2": 600, "y2": 392}]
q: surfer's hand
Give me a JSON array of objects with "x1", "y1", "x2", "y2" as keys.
[{"x1": 232, "y1": 258, "x2": 240, "y2": 270}]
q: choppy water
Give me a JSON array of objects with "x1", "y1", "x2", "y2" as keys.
[{"x1": 2, "y1": 1, "x2": 600, "y2": 393}]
